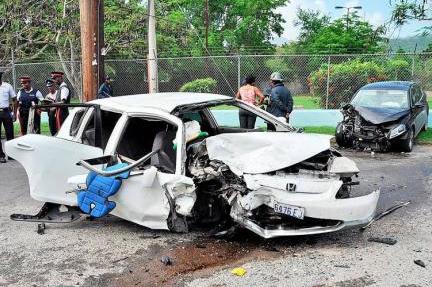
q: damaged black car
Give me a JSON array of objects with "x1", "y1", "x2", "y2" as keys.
[{"x1": 335, "y1": 81, "x2": 429, "y2": 152}]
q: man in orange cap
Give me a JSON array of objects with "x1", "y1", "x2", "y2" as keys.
[
  {"x1": 51, "y1": 71, "x2": 71, "y2": 126},
  {"x1": 16, "y1": 76, "x2": 43, "y2": 135}
]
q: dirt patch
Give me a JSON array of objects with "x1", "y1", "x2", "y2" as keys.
[{"x1": 103, "y1": 237, "x2": 280, "y2": 287}]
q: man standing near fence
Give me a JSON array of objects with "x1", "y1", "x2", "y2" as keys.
[
  {"x1": 266, "y1": 72, "x2": 293, "y2": 127},
  {"x1": 97, "y1": 75, "x2": 113, "y2": 99},
  {"x1": 0, "y1": 68, "x2": 17, "y2": 163},
  {"x1": 51, "y1": 71, "x2": 71, "y2": 126},
  {"x1": 16, "y1": 76, "x2": 44, "y2": 135}
]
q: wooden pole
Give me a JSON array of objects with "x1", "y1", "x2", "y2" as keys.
[
  {"x1": 80, "y1": 0, "x2": 97, "y2": 102},
  {"x1": 97, "y1": 0, "x2": 105, "y2": 87},
  {"x1": 148, "y1": 0, "x2": 158, "y2": 93}
]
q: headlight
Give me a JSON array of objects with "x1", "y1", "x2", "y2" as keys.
[{"x1": 388, "y1": 124, "x2": 406, "y2": 139}]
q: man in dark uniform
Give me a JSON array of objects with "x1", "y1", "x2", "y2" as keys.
[
  {"x1": 51, "y1": 71, "x2": 71, "y2": 127},
  {"x1": 97, "y1": 75, "x2": 113, "y2": 99},
  {"x1": 17, "y1": 76, "x2": 44, "y2": 135},
  {"x1": 266, "y1": 72, "x2": 293, "y2": 130},
  {"x1": 0, "y1": 68, "x2": 17, "y2": 163}
]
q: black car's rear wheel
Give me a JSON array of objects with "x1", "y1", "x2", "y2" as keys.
[{"x1": 397, "y1": 128, "x2": 414, "y2": 152}]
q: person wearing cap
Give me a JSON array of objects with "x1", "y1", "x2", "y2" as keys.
[
  {"x1": 266, "y1": 72, "x2": 293, "y2": 128},
  {"x1": 51, "y1": 71, "x2": 71, "y2": 125},
  {"x1": 16, "y1": 76, "x2": 44, "y2": 135},
  {"x1": 97, "y1": 75, "x2": 113, "y2": 99},
  {"x1": 0, "y1": 69, "x2": 17, "y2": 163},
  {"x1": 235, "y1": 75, "x2": 264, "y2": 129},
  {"x1": 44, "y1": 79, "x2": 59, "y2": 135}
]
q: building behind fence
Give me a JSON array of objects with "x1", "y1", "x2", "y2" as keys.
[{"x1": 2, "y1": 53, "x2": 432, "y2": 109}]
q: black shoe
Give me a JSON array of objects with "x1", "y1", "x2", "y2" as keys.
[{"x1": 0, "y1": 157, "x2": 6, "y2": 163}]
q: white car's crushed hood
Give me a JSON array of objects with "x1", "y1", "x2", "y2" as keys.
[{"x1": 205, "y1": 132, "x2": 333, "y2": 175}]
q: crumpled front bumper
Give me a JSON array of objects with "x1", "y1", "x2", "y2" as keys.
[{"x1": 230, "y1": 187, "x2": 380, "y2": 239}]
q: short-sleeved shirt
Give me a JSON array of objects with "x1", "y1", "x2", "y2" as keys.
[
  {"x1": 238, "y1": 85, "x2": 260, "y2": 106},
  {"x1": 17, "y1": 88, "x2": 44, "y2": 102},
  {"x1": 59, "y1": 82, "x2": 70, "y2": 101},
  {"x1": 0, "y1": 82, "x2": 16, "y2": 108}
]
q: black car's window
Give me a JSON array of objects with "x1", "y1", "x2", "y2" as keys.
[
  {"x1": 352, "y1": 89, "x2": 409, "y2": 109},
  {"x1": 414, "y1": 86, "x2": 423, "y2": 104}
]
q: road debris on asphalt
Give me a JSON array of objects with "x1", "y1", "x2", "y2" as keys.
[
  {"x1": 368, "y1": 237, "x2": 397, "y2": 245},
  {"x1": 37, "y1": 223, "x2": 45, "y2": 235},
  {"x1": 414, "y1": 260, "x2": 426, "y2": 268},
  {"x1": 361, "y1": 201, "x2": 411, "y2": 230},
  {"x1": 161, "y1": 255, "x2": 173, "y2": 266},
  {"x1": 231, "y1": 267, "x2": 247, "y2": 277}
]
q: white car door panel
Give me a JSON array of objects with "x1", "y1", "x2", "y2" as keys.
[{"x1": 5, "y1": 134, "x2": 103, "y2": 205}]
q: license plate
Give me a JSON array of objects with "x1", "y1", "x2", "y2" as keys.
[{"x1": 273, "y1": 202, "x2": 305, "y2": 220}]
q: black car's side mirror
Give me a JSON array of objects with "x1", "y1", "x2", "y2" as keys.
[{"x1": 414, "y1": 102, "x2": 425, "y2": 109}]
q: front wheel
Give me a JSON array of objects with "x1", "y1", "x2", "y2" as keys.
[
  {"x1": 335, "y1": 123, "x2": 350, "y2": 148},
  {"x1": 397, "y1": 128, "x2": 414, "y2": 152}
]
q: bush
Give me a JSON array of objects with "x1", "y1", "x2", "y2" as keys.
[
  {"x1": 385, "y1": 59, "x2": 411, "y2": 81},
  {"x1": 309, "y1": 60, "x2": 388, "y2": 108},
  {"x1": 179, "y1": 78, "x2": 217, "y2": 93}
]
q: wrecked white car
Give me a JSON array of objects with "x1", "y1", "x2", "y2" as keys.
[{"x1": 6, "y1": 93, "x2": 380, "y2": 238}]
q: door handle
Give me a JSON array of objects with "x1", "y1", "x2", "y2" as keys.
[{"x1": 15, "y1": 143, "x2": 34, "y2": 151}]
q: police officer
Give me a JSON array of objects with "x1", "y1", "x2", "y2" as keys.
[
  {"x1": 266, "y1": 72, "x2": 293, "y2": 129},
  {"x1": 44, "y1": 79, "x2": 59, "y2": 136},
  {"x1": 51, "y1": 71, "x2": 71, "y2": 126},
  {"x1": 17, "y1": 76, "x2": 44, "y2": 135},
  {"x1": 0, "y1": 69, "x2": 17, "y2": 163}
]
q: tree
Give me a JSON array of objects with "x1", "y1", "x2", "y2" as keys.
[
  {"x1": 390, "y1": 0, "x2": 432, "y2": 34},
  {"x1": 157, "y1": 0, "x2": 289, "y2": 56},
  {"x1": 288, "y1": 9, "x2": 386, "y2": 54}
]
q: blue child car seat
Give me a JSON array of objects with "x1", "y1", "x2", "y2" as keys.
[{"x1": 77, "y1": 163, "x2": 130, "y2": 218}]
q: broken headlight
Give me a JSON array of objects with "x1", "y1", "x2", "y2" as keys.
[{"x1": 388, "y1": 124, "x2": 406, "y2": 139}]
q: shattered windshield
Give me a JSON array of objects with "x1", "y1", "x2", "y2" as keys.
[{"x1": 351, "y1": 89, "x2": 409, "y2": 109}]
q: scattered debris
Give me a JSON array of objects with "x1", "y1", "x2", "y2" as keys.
[
  {"x1": 37, "y1": 223, "x2": 45, "y2": 235},
  {"x1": 112, "y1": 256, "x2": 129, "y2": 264},
  {"x1": 368, "y1": 237, "x2": 397, "y2": 245},
  {"x1": 231, "y1": 267, "x2": 247, "y2": 277},
  {"x1": 195, "y1": 243, "x2": 206, "y2": 249},
  {"x1": 161, "y1": 255, "x2": 173, "y2": 266},
  {"x1": 414, "y1": 260, "x2": 426, "y2": 268},
  {"x1": 361, "y1": 201, "x2": 410, "y2": 230}
]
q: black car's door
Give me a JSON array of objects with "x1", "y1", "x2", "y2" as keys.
[{"x1": 410, "y1": 85, "x2": 428, "y2": 136}]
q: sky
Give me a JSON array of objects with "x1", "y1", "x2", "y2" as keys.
[{"x1": 274, "y1": 0, "x2": 427, "y2": 43}]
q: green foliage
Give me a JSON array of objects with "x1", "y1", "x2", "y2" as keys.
[
  {"x1": 179, "y1": 78, "x2": 217, "y2": 93},
  {"x1": 390, "y1": 0, "x2": 431, "y2": 34},
  {"x1": 309, "y1": 60, "x2": 387, "y2": 108},
  {"x1": 288, "y1": 9, "x2": 385, "y2": 54},
  {"x1": 385, "y1": 58, "x2": 411, "y2": 81}
]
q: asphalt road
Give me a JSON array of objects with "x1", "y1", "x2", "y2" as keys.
[{"x1": 0, "y1": 144, "x2": 431, "y2": 287}]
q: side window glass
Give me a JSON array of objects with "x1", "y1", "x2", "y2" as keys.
[
  {"x1": 69, "y1": 108, "x2": 86, "y2": 137},
  {"x1": 209, "y1": 105, "x2": 267, "y2": 130}
]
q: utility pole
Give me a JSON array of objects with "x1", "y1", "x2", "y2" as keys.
[
  {"x1": 148, "y1": 0, "x2": 158, "y2": 93},
  {"x1": 335, "y1": 6, "x2": 362, "y2": 30},
  {"x1": 79, "y1": 0, "x2": 105, "y2": 102},
  {"x1": 205, "y1": 0, "x2": 209, "y2": 52}
]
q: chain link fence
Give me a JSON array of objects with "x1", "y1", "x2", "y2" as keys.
[{"x1": 3, "y1": 53, "x2": 432, "y2": 109}]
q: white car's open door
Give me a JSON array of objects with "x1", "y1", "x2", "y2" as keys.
[{"x1": 6, "y1": 134, "x2": 103, "y2": 205}]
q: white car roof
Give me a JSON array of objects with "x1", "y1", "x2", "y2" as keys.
[{"x1": 90, "y1": 92, "x2": 232, "y2": 113}]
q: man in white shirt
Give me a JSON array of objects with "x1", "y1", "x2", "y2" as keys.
[
  {"x1": 0, "y1": 69, "x2": 17, "y2": 163},
  {"x1": 44, "y1": 79, "x2": 59, "y2": 135},
  {"x1": 16, "y1": 76, "x2": 44, "y2": 135}
]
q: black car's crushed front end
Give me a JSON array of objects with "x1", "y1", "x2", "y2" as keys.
[{"x1": 336, "y1": 104, "x2": 408, "y2": 152}]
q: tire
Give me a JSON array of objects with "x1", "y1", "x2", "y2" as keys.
[
  {"x1": 398, "y1": 127, "x2": 414, "y2": 152},
  {"x1": 335, "y1": 123, "x2": 347, "y2": 147}
]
